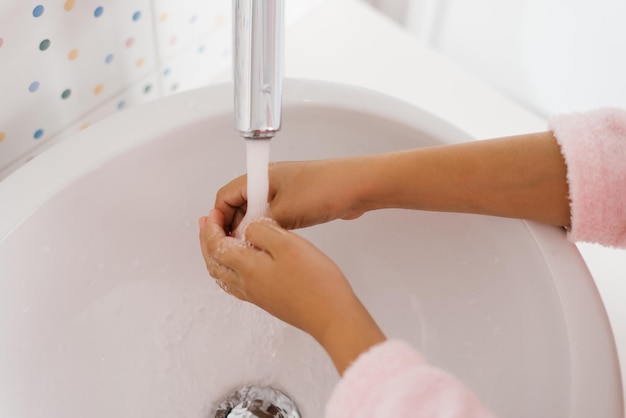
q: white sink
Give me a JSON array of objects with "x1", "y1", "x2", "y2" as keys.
[{"x1": 0, "y1": 80, "x2": 621, "y2": 417}]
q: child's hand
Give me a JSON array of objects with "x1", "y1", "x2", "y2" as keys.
[
  {"x1": 199, "y1": 209, "x2": 385, "y2": 374},
  {"x1": 214, "y1": 159, "x2": 368, "y2": 235}
]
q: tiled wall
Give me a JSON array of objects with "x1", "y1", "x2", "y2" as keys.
[{"x1": 0, "y1": 1, "x2": 324, "y2": 179}]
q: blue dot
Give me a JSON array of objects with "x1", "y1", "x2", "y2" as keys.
[
  {"x1": 197, "y1": 45, "x2": 205, "y2": 54},
  {"x1": 163, "y1": 68, "x2": 170, "y2": 77},
  {"x1": 33, "y1": 5, "x2": 44, "y2": 18},
  {"x1": 132, "y1": 11, "x2": 141, "y2": 21},
  {"x1": 117, "y1": 100, "x2": 126, "y2": 110},
  {"x1": 105, "y1": 53, "x2": 114, "y2": 64},
  {"x1": 29, "y1": 81, "x2": 40, "y2": 92},
  {"x1": 94, "y1": 6, "x2": 104, "y2": 18},
  {"x1": 34, "y1": 129, "x2": 44, "y2": 140}
]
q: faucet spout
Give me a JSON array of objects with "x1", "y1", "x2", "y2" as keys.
[{"x1": 233, "y1": 0, "x2": 284, "y2": 140}]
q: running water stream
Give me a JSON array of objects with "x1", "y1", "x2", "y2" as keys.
[{"x1": 235, "y1": 139, "x2": 271, "y2": 238}]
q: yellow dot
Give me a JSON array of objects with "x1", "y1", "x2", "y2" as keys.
[
  {"x1": 135, "y1": 57, "x2": 144, "y2": 68},
  {"x1": 0, "y1": 132, "x2": 5, "y2": 142},
  {"x1": 64, "y1": 0, "x2": 75, "y2": 11},
  {"x1": 160, "y1": 12, "x2": 169, "y2": 23},
  {"x1": 94, "y1": 83, "x2": 104, "y2": 95},
  {"x1": 68, "y1": 48, "x2": 79, "y2": 60},
  {"x1": 80, "y1": 122, "x2": 90, "y2": 131}
]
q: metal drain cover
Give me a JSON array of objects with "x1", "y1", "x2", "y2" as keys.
[{"x1": 214, "y1": 386, "x2": 301, "y2": 418}]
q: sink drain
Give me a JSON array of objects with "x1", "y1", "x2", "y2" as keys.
[{"x1": 213, "y1": 386, "x2": 301, "y2": 418}]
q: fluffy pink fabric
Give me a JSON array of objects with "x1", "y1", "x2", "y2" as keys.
[
  {"x1": 550, "y1": 108, "x2": 626, "y2": 248},
  {"x1": 325, "y1": 340, "x2": 496, "y2": 418}
]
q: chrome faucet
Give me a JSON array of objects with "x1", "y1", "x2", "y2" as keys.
[{"x1": 233, "y1": 0, "x2": 284, "y2": 140}]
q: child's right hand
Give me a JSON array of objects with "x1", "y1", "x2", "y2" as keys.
[
  {"x1": 214, "y1": 158, "x2": 369, "y2": 234},
  {"x1": 199, "y1": 209, "x2": 386, "y2": 374}
]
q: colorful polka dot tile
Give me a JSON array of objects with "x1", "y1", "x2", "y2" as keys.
[
  {"x1": 0, "y1": 0, "x2": 158, "y2": 173},
  {"x1": 0, "y1": 0, "x2": 324, "y2": 178}
]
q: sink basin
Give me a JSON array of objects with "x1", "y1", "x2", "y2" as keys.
[{"x1": 0, "y1": 80, "x2": 621, "y2": 417}]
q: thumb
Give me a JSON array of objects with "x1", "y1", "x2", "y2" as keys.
[{"x1": 244, "y1": 219, "x2": 291, "y2": 257}]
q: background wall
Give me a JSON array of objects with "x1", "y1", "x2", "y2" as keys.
[
  {"x1": 0, "y1": 0, "x2": 325, "y2": 180},
  {"x1": 366, "y1": 0, "x2": 626, "y2": 116}
]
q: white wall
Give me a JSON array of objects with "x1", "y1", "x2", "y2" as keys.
[{"x1": 374, "y1": 0, "x2": 626, "y2": 117}]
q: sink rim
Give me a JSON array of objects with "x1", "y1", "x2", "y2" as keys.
[
  {"x1": 0, "y1": 80, "x2": 471, "y2": 242},
  {"x1": 0, "y1": 79, "x2": 622, "y2": 416}
]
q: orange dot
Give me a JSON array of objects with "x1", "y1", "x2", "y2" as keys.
[
  {"x1": 0, "y1": 132, "x2": 5, "y2": 142},
  {"x1": 80, "y1": 122, "x2": 90, "y2": 131},
  {"x1": 93, "y1": 83, "x2": 104, "y2": 95},
  {"x1": 160, "y1": 12, "x2": 169, "y2": 23},
  {"x1": 64, "y1": 0, "x2": 75, "y2": 11},
  {"x1": 135, "y1": 57, "x2": 144, "y2": 68},
  {"x1": 68, "y1": 48, "x2": 79, "y2": 60}
]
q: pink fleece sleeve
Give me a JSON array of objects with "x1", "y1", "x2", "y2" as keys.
[
  {"x1": 549, "y1": 108, "x2": 626, "y2": 248},
  {"x1": 325, "y1": 340, "x2": 497, "y2": 418}
]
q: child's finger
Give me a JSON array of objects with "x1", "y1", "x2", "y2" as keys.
[
  {"x1": 244, "y1": 219, "x2": 292, "y2": 258},
  {"x1": 200, "y1": 209, "x2": 228, "y2": 255},
  {"x1": 201, "y1": 209, "x2": 263, "y2": 278}
]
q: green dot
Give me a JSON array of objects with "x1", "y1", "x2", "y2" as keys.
[
  {"x1": 39, "y1": 39, "x2": 51, "y2": 51},
  {"x1": 61, "y1": 89, "x2": 71, "y2": 99}
]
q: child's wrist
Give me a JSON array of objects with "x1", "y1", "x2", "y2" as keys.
[{"x1": 314, "y1": 300, "x2": 386, "y2": 375}]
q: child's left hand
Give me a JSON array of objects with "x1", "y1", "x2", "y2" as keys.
[{"x1": 198, "y1": 209, "x2": 386, "y2": 374}]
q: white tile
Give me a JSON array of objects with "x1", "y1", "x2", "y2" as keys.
[
  {"x1": 0, "y1": 73, "x2": 160, "y2": 181},
  {"x1": 152, "y1": 0, "x2": 231, "y2": 63},
  {"x1": 0, "y1": 0, "x2": 157, "y2": 173},
  {"x1": 160, "y1": 28, "x2": 232, "y2": 96},
  {"x1": 0, "y1": 0, "x2": 324, "y2": 177}
]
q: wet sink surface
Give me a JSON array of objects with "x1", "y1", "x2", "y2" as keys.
[{"x1": 0, "y1": 80, "x2": 621, "y2": 417}]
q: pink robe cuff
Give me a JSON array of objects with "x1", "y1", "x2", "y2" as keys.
[
  {"x1": 325, "y1": 340, "x2": 496, "y2": 417},
  {"x1": 549, "y1": 108, "x2": 626, "y2": 248}
]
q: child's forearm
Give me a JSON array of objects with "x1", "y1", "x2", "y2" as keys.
[
  {"x1": 357, "y1": 132, "x2": 571, "y2": 227},
  {"x1": 315, "y1": 300, "x2": 387, "y2": 376}
]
